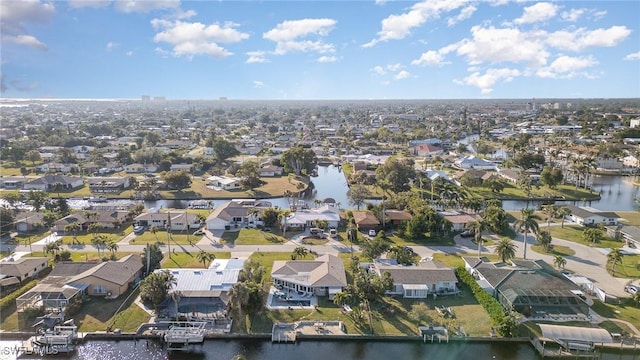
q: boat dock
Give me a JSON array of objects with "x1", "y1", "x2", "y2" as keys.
[
  {"x1": 20, "y1": 325, "x2": 80, "y2": 356},
  {"x1": 163, "y1": 321, "x2": 207, "y2": 351}
]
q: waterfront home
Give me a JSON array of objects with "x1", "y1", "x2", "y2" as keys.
[
  {"x1": 53, "y1": 209, "x2": 131, "y2": 232},
  {"x1": 124, "y1": 163, "x2": 158, "y2": 173},
  {"x1": 23, "y1": 175, "x2": 84, "y2": 192},
  {"x1": 563, "y1": 205, "x2": 620, "y2": 226},
  {"x1": 0, "y1": 176, "x2": 29, "y2": 189},
  {"x1": 170, "y1": 163, "x2": 194, "y2": 173},
  {"x1": 259, "y1": 165, "x2": 283, "y2": 177},
  {"x1": 135, "y1": 211, "x2": 201, "y2": 231},
  {"x1": 606, "y1": 225, "x2": 640, "y2": 248},
  {"x1": 439, "y1": 211, "x2": 481, "y2": 232},
  {"x1": 66, "y1": 254, "x2": 142, "y2": 298},
  {"x1": 463, "y1": 257, "x2": 589, "y2": 319},
  {"x1": 455, "y1": 156, "x2": 496, "y2": 170},
  {"x1": 0, "y1": 257, "x2": 49, "y2": 292},
  {"x1": 369, "y1": 259, "x2": 458, "y2": 299},
  {"x1": 207, "y1": 175, "x2": 242, "y2": 191},
  {"x1": 284, "y1": 205, "x2": 341, "y2": 231},
  {"x1": 87, "y1": 176, "x2": 131, "y2": 193},
  {"x1": 205, "y1": 201, "x2": 263, "y2": 231},
  {"x1": 271, "y1": 254, "x2": 347, "y2": 300}
]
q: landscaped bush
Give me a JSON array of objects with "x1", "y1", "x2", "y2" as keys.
[{"x1": 0, "y1": 279, "x2": 39, "y2": 312}]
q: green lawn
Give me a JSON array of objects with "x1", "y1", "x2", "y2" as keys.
[
  {"x1": 531, "y1": 244, "x2": 576, "y2": 257},
  {"x1": 432, "y1": 253, "x2": 501, "y2": 268},
  {"x1": 75, "y1": 288, "x2": 150, "y2": 332},
  {"x1": 161, "y1": 251, "x2": 231, "y2": 268},
  {"x1": 131, "y1": 229, "x2": 203, "y2": 245},
  {"x1": 221, "y1": 229, "x2": 287, "y2": 245},
  {"x1": 61, "y1": 228, "x2": 130, "y2": 246},
  {"x1": 591, "y1": 300, "x2": 640, "y2": 330},
  {"x1": 549, "y1": 225, "x2": 624, "y2": 248},
  {"x1": 608, "y1": 254, "x2": 640, "y2": 278},
  {"x1": 469, "y1": 183, "x2": 599, "y2": 201},
  {"x1": 386, "y1": 232, "x2": 456, "y2": 247},
  {"x1": 617, "y1": 211, "x2": 640, "y2": 226}
]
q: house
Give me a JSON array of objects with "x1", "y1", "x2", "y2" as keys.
[
  {"x1": 370, "y1": 259, "x2": 458, "y2": 299},
  {"x1": 564, "y1": 205, "x2": 619, "y2": 226},
  {"x1": 205, "y1": 201, "x2": 263, "y2": 231},
  {"x1": 455, "y1": 156, "x2": 496, "y2": 170},
  {"x1": 157, "y1": 258, "x2": 246, "y2": 319},
  {"x1": 463, "y1": 257, "x2": 589, "y2": 318},
  {"x1": 135, "y1": 211, "x2": 202, "y2": 232},
  {"x1": 53, "y1": 210, "x2": 131, "y2": 232},
  {"x1": 498, "y1": 168, "x2": 521, "y2": 183},
  {"x1": 87, "y1": 176, "x2": 131, "y2": 193},
  {"x1": 409, "y1": 143, "x2": 443, "y2": 157},
  {"x1": 439, "y1": 211, "x2": 481, "y2": 231},
  {"x1": 384, "y1": 210, "x2": 412, "y2": 226},
  {"x1": 0, "y1": 257, "x2": 49, "y2": 292},
  {"x1": 259, "y1": 165, "x2": 283, "y2": 177},
  {"x1": 607, "y1": 225, "x2": 640, "y2": 248},
  {"x1": 169, "y1": 164, "x2": 194, "y2": 173},
  {"x1": 271, "y1": 254, "x2": 347, "y2": 300},
  {"x1": 283, "y1": 205, "x2": 341, "y2": 231},
  {"x1": 36, "y1": 163, "x2": 78, "y2": 174},
  {"x1": 0, "y1": 176, "x2": 29, "y2": 189},
  {"x1": 351, "y1": 211, "x2": 380, "y2": 232},
  {"x1": 207, "y1": 175, "x2": 242, "y2": 191},
  {"x1": 15, "y1": 212, "x2": 45, "y2": 233},
  {"x1": 24, "y1": 175, "x2": 84, "y2": 191},
  {"x1": 66, "y1": 254, "x2": 143, "y2": 298},
  {"x1": 124, "y1": 163, "x2": 158, "y2": 173}
]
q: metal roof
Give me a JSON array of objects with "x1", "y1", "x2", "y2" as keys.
[{"x1": 539, "y1": 324, "x2": 613, "y2": 343}]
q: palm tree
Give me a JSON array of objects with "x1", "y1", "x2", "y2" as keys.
[
  {"x1": 64, "y1": 222, "x2": 81, "y2": 244},
  {"x1": 632, "y1": 291, "x2": 640, "y2": 308},
  {"x1": 557, "y1": 207, "x2": 571, "y2": 228},
  {"x1": 467, "y1": 220, "x2": 489, "y2": 257},
  {"x1": 291, "y1": 246, "x2": 308, "y2": 260},
  {"x1": 150, "y1": 225, "x2": 160, "y2": 242},
  {"x1": 536, "y1": 231, "x2": 553, "y2": 252},
  {"x1": 171, "y1": 290, "x2": 182, "y2": 319},
  {"x1": 228, "y1": 282, "x2": 250, "y2": 330},
  {"x1": 106, "y1": 240, "x2": 119, "y2": 255},
  {"x1": 91, "y1": 234, "x2": 109, "y2": 258},
  {"x1": 332, "y1": 291, "x2": 353, "y2": 307},
  {"x1": 494, "y1": 238, "x2": 516, "y2": 264},
  {"x1": 44, "y1": 240, "x2": 62, "y2": 258},
  {"x1": 541, "y1": 205, "x2": 556, "y2": 233},
  {"x1": 582, "y1": 227, "x2": 602, "y2": 246},
  {"x1": 196, "y1": 251, "x2": 216, "y2": 268},
  {"x1": 607, "y1": 248, "x2": 623, "y2": 276},
  {"x1": 553, "y1": 255, "x2": 567, "y2": 269},
  {"x1": 514, "y1": 208, "x2": 539, "y2": 260}
]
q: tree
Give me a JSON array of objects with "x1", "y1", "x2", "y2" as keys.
[
  {"x1": 91, "y1": 234, "x2": 110, "y2": 258},
  {"x1": 236, "y1": 160, "x2": 264, "y2": 189},
  {"x1": 513, "y1": 152, "x2": 546, "y2": 171},
  {"x1": 162, "y1": 171, "x2": 192, "y2": 190},
  {"x1": 360, "y1": 234, "x2": 391, "y2": 260},
  {"x1": 539, "y1": 167, "x2": 564, "y2": 189},
  {"x1": 484, "y1": 178, "x2": 506, "y2": 193},
  {"x1": 582, "y1": 227, "x2": 602, "y2": 246},
  {"x1": 632, "y1": 291, "x2": 640, "y2": 308},
  {"x1": 26, "y1": 190, "x2": 49, "y2": 212},
  {"x1": 291, "y1": 246, "x2": 308, "y2": 260},
  {"x1": 468, "y1": 220, "x2": 489, "y2": 257},
  {"x1": 514, "y1": 208, "x2": 539, "y2": 260},
  {"x1": 495, "y1": 238, "x2": 516, "y2": 263},
  {"x1": 196, "y1": 251, "x2": 216, "y2": 268},
  {"x1": 347, "y1": 185, "x2": 371, "y2": 210},
  {"x1": 0, "y1": 208, "x2": 15, "y2": 237},
  {"x1": 481, "y1": 201, "x2": 509, "y2": 233},
  {"x1": 141, "y1": 242, "x2": 164, "y2": 274},
  {"x1": 281, "y1": 146, "x2": 318, "y2": 175},
  {"x1": 212, "y1": 138, "x2": 240, "y2": 163},
  {"x1": 553, "y1": 255, "x2": 567, "y2": 269},
  {"x1": 261, "y1": 207, "x2": 279, "y2": 228},
  {"x1": 557, "y1": 207, "x2": 571, "y2": 228},
  {"x1": 408, "y1": 302, "x2": 432, "y2": 325},
  {"x1": 140, "y1": 270, "x2": 176, "y2": 311},
  {"x1": 388, "y1": 245, "x2": 417, "y2": 265},
  {"x1": 239, "y1": 258, "x2": 265, "y2": 284},
  {"x1": 106, "y1": 240, "x2": 119, "y2": 254},
  {"x1": 375, "y1": 157, "x2": 415, "y2": 194},
  {"x1": 607, "y1": 248, "x2": 623, "y2": 276},
  {"x1": 536, "y1": 231, "x2": 552, "y2": 252},
  {"x1": 64, "y1": 222, "x2": 81, "y2": 244},
  {"x1": 541, "y1": 205, "x2": 556, "y2": 233},
  {"x1": 332, "y1": 291, "x2": 355, "y2": 307},
  {"x1": 228, "y1": 282, "x2": 250, "y2": 328},
  {"x1": 26, "y1": 149, "x2": 41, "y2": 166},
  {"x1": 44, "y1": 239, "x2": 62, "y2": 258}
]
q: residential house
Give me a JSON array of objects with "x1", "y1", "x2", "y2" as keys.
[
  {"x1": 384, "y1": 210, "x2": 412, "y2": 226},
  {"x1": 439, "y1": 211, "x2": 481, "y2": 231},
  {"x1": 66, "y1": 254, "x2": 142, "y2": 298},
  {"x1": 0, "y1": 257, "x2": 49, "y2": 291},
  {"x1": 124, "y1": 163, "x2": 158, "y2": 173},
  {"x1": 564, "y1": 205, "x2": 619, "y2": 226},
  {"x1": 87, "y1": 176, "x2": 131, "y2": 194},
  {"x1": 283, "y1": 205, "x2": 341, "y2": 231},
  {"x1": 606, "y1": 225, "x2": 640, "y2": 248},
  {"x1": 15, "y1": 212, "x2": 45, "y2": 233},
  {"x1": 53, "y1": 210, "x2": 131, "y2": 233},
  {"x1": 24, "y1": 175, "x2": 84, "y2": 191},
  {"x1": 351, "y1": 211, "x2": 380, "y2": 232},
  {"x1": 0, "y1": 176, "x2": 29, "y2": 189},
  {"x1": 463, "y1": 257, "x2": 589, "y2": 318},
  {"x1": 207, "y1": 175, "x2": 242, "y2": 191},
  {"x1": 36, "y1": 163, "x2": 78, "y2": 174},
  {"x1": 135, "y1": 211, "x2": 201, "y2": 232},
  {"x1": 498, "y1": 168, "x2": 521, "y2": 183},
  {"x1": 369, "y1": 259, "x2": 458, "y2": 299},
  {"x1": 455, "y1": 156, "x2": 496, "y2": 170},
  {"x1": 205, "y1": 201, "x2": 263, "y2": 231},
  {"x1": 259, "y1": 165, "x2": 283, "y2": 177},
  {"x1": 410, "y1": 143, "x2": 443, "y2": 157},
  {"x1": 169, "y1": 163, "x2": 194, "y2": 173},
  {"x1": 271, "y1": 254, "x2": 347, "y2": 300}
]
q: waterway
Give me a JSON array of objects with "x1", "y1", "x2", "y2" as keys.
[{"x1": 0, "y1": 339, "x2": 637, "y2": 360}]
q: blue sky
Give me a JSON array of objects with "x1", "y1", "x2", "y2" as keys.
[{"x1": 1, "y1": 0, "x2": 639, "y2": 100}]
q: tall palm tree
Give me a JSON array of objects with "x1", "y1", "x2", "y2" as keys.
[
  {"x1": 556, "y1": 207, "x2": 571, "y2": 228},
  {"x1": 467, "y1": 220, "x2": 489, "y2": 258},
  {"x1": 64, "y1": 222, "x2": 81, "y2": 245},
  {"x1": 536, "y1": 231, "x2": 552, "y2": 252},
  {"x1": 514, "y1": 208, "x2": 539, "y2": 260},
  {"x1": 196, "y1": 251, "x2": 216, "y2": 268},
  {"x1": 541, "y1": 205, "x2": 556, "y2": 233},
  {"x1": 228, "y1": 282, "x2": 250, "y2": 330},
  {"x1": 495, "y1": 238, "x2": 516, "y2": 263},
  {"x1": 291, "y1": 246, "x2": 308, "y2": 260},
  {"x1": 607, "y1": 248, "x2": 623, "y2": 276},
  {"x1": 106, "y1": 240, "x2": 119, "y2": 255},
  {"x1": 553, "y1": 255, "x2": 567, "y2": 269}
]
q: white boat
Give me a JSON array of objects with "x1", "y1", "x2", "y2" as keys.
[
  {"x1": 164, "y1": 321, "x2": 206, "y2": 351},
  {"x1": 187, "y1": 200, "x2": 214, "y2": 209},
  {"x1": 27, "y1": 324, "x2": 78, "y2": 355}
]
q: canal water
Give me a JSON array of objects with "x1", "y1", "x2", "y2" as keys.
[{"x1": 0, "y1": 339, "x2": 636, "y2": 360}]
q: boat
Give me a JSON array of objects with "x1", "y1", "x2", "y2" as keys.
[
  {"x1": 187, "y1": 200, "x2": 214, "y2": 209},
  {"x1": 88, "y1": 196, "x2": 108, "y2": 203},
  {"x1": 24, "y1": 324, "x2": 78, "y2": 356},
  {"x1": 163, "y1": 321, "x2": 206, "y2": 352}
]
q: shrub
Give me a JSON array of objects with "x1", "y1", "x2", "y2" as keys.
[{"x1": 0, "y1": 279, "x2": 39, "y2": 312}]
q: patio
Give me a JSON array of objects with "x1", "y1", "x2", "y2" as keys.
[{"x1": 267, "y1": 286, "x2": 317, "y2": 310}]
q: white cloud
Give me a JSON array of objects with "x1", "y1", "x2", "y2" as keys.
[
  {"x1": 246, "y1": 51, "x2": 269, "y2": 64},
  {"x1": 561, "y1": 8, "x2": 585, "y2": 22},
  {"x1": 536, "y1": 55, "x2": 598, "y2": 78},
  {"x1": 545, "y1": 26, "x2": 631, "y2": 52},
  {"x1": 151, "y1": 19, "x2": 249, "y2": 58},
  {"x1": 68, "y1": 0, "x2": 111, "y2": 9},
  {"x1": 411, "y1": 50, "x2": 448, "y2": 66},
  {"x1": 514, "y1": 2, "x2": 558, "y2": 24},
  {"x1": 624, "y1": 52, "x2": 640, "y2": 61},
  {"x1": 106, "y1": 41, "x2": 120, "y2": 52},
  {"x1": 386, "y1": 63, "x2": 403, "y2": 72},
  {"x1": 456, "y1": 67, "x2": 521, "y2": 94},
  {"x1": 447, "y1": 5, "x2": 476, "y2": 27},
  {"x1": 114, "y1": 0, "x2": 180, "y2": 13},
  {"x1": 263, "y1": 18, "x2": 336, "y2": 55},
  {"x1": 363, "y1": 0, "x2": 466, "y2": 47},
  {"x1": 395, "y1": 70, "x2": 410, "y2": 80},
  {"x1": 3, "y1": 34, "x2": 48, "y2": 50},
  {"x1": 154, "y1": 47, "x2": 170, "y2": 57},
  {"x1": 253, "y1": 81, "x2": 265, "y2": 88},
  {"x1": 125, "y1": 50, "x2": 133, "y2": 56},
  {"x1": 0, "y1": 0, "x2": 55, "y2": 51},
  {"x1": 317, "y1": 55, "x2": 337, "y2": 63},
  {"x1": 456, "y1": 26, "x2": 549, "y2": 67},
  {"x1": 371, "y1": 66, "x2": 386, "y2": 75}
]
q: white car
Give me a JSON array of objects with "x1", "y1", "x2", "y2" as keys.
[
  {"x1": 626, "y1": 285, "x2": 638, "y2": 294},
  {"x1": 368, "y1": 229, "x2": 377, "y2": 237}
]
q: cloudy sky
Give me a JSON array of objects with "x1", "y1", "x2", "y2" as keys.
[{"x1": 1, "y1": 0, "x2": 639, "y2": 99}]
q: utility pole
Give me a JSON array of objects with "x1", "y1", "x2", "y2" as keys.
[{"x1": 167, "y1": 211, "x2": 172, "y2": 257}]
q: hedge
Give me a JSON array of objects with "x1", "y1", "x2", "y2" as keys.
[
  {"x1": 0, "y1": 279, "x2": 39, "y2": 312},
  {"x1": 456, "y1": 267, "x2": 510, "y2": 329}
]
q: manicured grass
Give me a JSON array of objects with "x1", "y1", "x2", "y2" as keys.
[
  {"x1": 67, "y1": 252, "x2": 135, "y2": 262},
  {"x1": 161, "y1": 251, "x2": 231, "y2": 268},
  {"x1": 469, "y1": 184, "x2": 599, "y2": 201},
  {"x1": 617, "y1": 211, "x2": 640, "y2": 226},
  {"x1": 75, "y1": 288, "x2": 149, "y2": 332},
  {"x1": 387, "y1": 232, "x2": 456, "y2": 247},
  {"x1": 300, "y1": 237, "x2": 329, "y2": 245},
  {"x1": 591, "y1": 299, "x2": 640, "y2": 330},
  {"x1": 249, "y1": 252, "x2": 295, "y2": 282},
  {"x1": 432, "y1": 253, "x2": 501, "y2": 268},
  {"x1": 160, "y1": 176, "x2": 304, "y2": 199},
  {"x1": 607, "y1": 254, "x2": 640, "y2": 279},
  {"x1": 132, "y1": 230, "x2": 202, "y2": 245},
  {"x1": 531, "y1": 244, "x2": 576, "y2": 257},
  {"x1": 0, "y1": 305, "x2": 20, "y2": 331},
  {"x1": 549, "y1": 225, "x2": 624, "y2": 248},
  {"x1": 221, "y1": 228, "x2": 287, "y2": 245},
  {"x1": 61, "y1": 228, "x2": 129, "y2": 246}
]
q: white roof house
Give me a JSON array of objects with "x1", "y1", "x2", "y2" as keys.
[
  {"x1": 166, "y1": 258, "x2": 246, "y2": 293},
  {"x1": 283, "y1": 205, "x2": 340, "y2": 229},
  {"x1": 455, "y1": 156, "x2": 496, "y2": 170}
]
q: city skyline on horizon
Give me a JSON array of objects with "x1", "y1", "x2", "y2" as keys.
[{"x1": 1, "y1": 0, "x2": 639, "y2": 100}]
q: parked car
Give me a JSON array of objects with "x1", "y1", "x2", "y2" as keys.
[
  {"x1": 460, "y1": 230, "x2": 475, "y2": 238},
  {"x1": 193, "y1": 229, "x2": 205, "y2": 236},
  {"x1": 368, "y1": 229, "x2": 377, "y2": 237},
  {"x1": 133, "y1": 224, "x2": 146, "y2": 235},
  {"x1": 626, "y1": 285, "x2": 638, "y2": 294}
]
